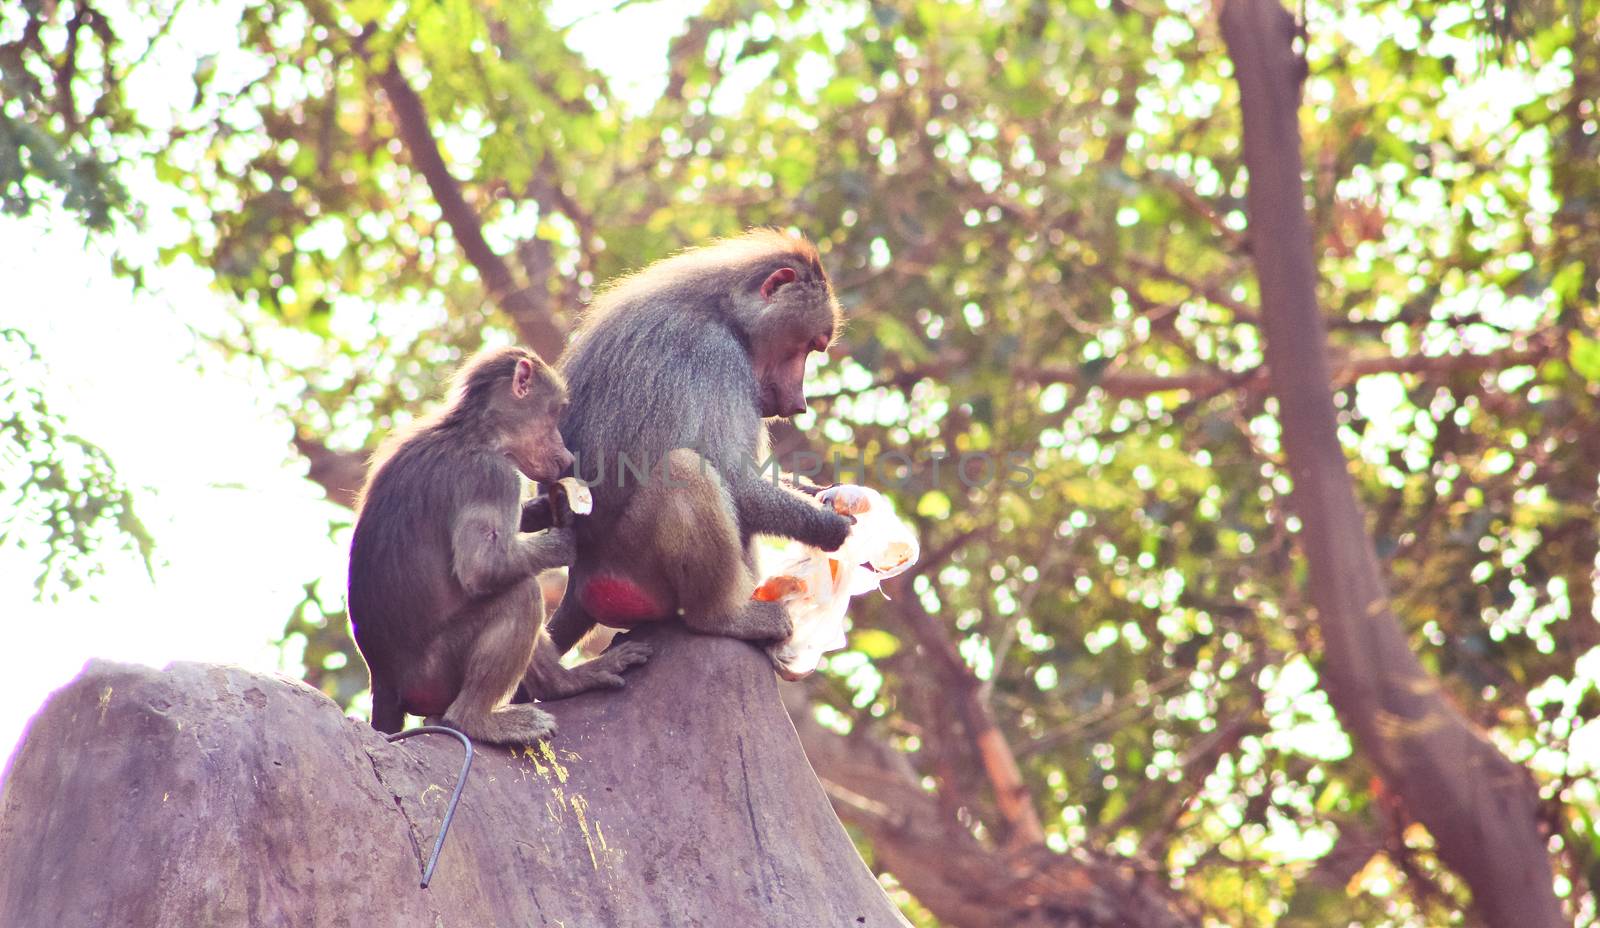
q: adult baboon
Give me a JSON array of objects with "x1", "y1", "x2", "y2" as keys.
[{"x1": 544, "y1": 231, "x2": 852, "y2": 653}]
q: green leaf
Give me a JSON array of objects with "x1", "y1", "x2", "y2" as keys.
[
  {"x1": 916, "y1": 490, "x2": 952, "y2": 520},
  {"x1": 1568, "y1": 332, "x2": 1600, "y2": 382},
  {"x1": 1550, "y1": 261, "x2": 1585, "y2": 305},
  {"x1": 1098, "y1": 788, "x2": 1127, "y2": 824},
  {"x1": 851, "y1": 629, "x2": 902, "y2": 659},
  {"x1": 821, "y1": 78, "x2": 863, "y2": 107}
]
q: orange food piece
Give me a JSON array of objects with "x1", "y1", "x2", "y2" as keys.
[
  {"x1": 830, "y1": 492, "x2": 872, "y2": 515},
  {"x1": 752, "y1": 575, "x2": 806, "y2": 602}
]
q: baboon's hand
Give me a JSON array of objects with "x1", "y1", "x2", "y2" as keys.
[
  {"x1": 544, "y1": 526, "x2": 578, "y2": 564},
  {"x1": 548, "y1": 486, "x2": 575, "y2": 529},
  {"x1": 813, "y1": 508, "x2": 855, "y2": 553},
  {"x1": 519, "y1": 495, "x2": 554, "y2": 533}
]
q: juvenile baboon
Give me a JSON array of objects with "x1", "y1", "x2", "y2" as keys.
[
  {"x1": 544, "y1": 230, "x2": 853, "y2": 653},
  {"x1": 348, "y1": 346, "x2": 649, "y2": 743}
]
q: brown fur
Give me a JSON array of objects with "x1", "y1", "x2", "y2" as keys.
[
  {"x1": 546, "y1": 231, "x2": 852, "y2": 653},
  {"x1": 348, "y1": 346, "x2": 648, "y2": 742}
]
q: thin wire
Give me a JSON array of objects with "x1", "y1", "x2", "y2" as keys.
[{"x1": 384, "y1": 725, "x2": 474, "y2": 889}]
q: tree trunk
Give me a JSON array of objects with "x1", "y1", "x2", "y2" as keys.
[
  {"x1": 0, "y1": 624, "x2": 910, "y2": 927},
  {"x1": 1219, "y1": 1, "x2": 1563, "y2": 925}
]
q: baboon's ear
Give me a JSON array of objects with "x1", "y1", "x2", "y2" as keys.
[
  {"x1": 512, "y1": 358, "x2": 536, "y2": 399},
  {"x1": 759, "y1": 267, "x2": 798, "y2": 301}
]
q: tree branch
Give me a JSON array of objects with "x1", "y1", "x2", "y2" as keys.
[
  {"x1": 783, "y1": 688, "x2": 1201, "y2": 928},
  {"x1": 827, "y1": 339, "x2": 1559, "y2": 404},
  {"x1": 373, "y1": 66, "x2": 566, "y2": 361},
  {"x1": 1219, "y1": 2, "x2": 1561, "y2": 925},
  {"x1": 883, "y1": 584, "x2": 1047, "y2": 847},
  {"x1": 1020, "y1": 341, "x2": 1558, "y2": 397}
]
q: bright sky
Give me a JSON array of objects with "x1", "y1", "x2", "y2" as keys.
[
  {"x1": 0, "y1": 219, "x2": 346, "y2": 760},
  {"x1": 0, "y1": 0, "x2": 701, "y2": 768}
]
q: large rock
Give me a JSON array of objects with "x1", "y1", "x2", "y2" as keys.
[{"x1": 0, "y1": 624, "x2": 909, "y2": 927}]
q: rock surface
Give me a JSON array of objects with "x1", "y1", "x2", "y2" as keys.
[{"x1": 0, "y1": 623, "x2": 909, "y2": 927}]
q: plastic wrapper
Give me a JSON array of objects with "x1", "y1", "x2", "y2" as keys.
[{"x1": 756, "y1": 485, "x2": 920, "y2": 679}]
